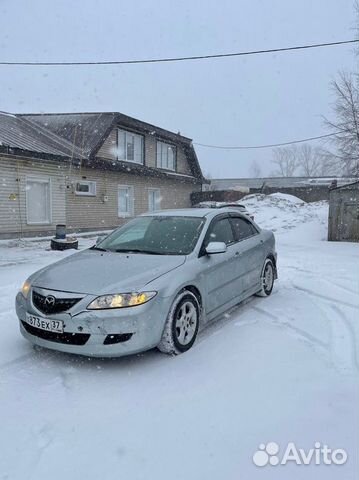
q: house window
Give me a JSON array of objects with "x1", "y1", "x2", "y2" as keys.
[
  {"x1": 118, "y1": 185, "x2": 134, "y2": 216},
  {"x1": 26, "y1": 177, "x2": 51, "y2": 225},
  {"x1": 117, "y1": 129, "x2": 143, "y2": 164},
  {"x1": 148, "y1": 189, "x2": 161, "y2": 212},
  {"x1": 75, "y1": 181, "x2": 96, "y2": 196},
  {"x1": 157, "y1": 141, "x2": 176, "y2": 171}
]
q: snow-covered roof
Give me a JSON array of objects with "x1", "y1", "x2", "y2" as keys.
[
  {"x1": 0, "y1": 111, "x2": 205, "y2": 182},
  {"x1": 0, "y1": 112, "x2": 86, "y2": 158},
  {"x1": 329, "y1": 180, "x2": 359, "y2": 191}
]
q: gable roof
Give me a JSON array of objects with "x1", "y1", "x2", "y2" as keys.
[
  {"x1": 0, "y1": 111, "x2": 205, "y2": 182},
  {"x1": 15, "y1": 111, "x2": 205, "y2": 181}
]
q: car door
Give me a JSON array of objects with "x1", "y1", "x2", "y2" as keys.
[
  {"x1": 229, "y1": 215, "x2": 265, "y2": 294},
  {"x1": 198, "y1": 215, "x2": 240, "y2": 317}
]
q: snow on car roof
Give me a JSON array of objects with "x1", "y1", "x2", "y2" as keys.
[{"x1": 141, "y1": 208, "x2": 240, "y2": 218}]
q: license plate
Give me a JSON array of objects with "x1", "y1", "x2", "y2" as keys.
[{"x1": 26, "y1": 314, "x2": 64, "y2": 333}]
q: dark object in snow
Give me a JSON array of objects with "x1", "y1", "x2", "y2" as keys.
[
  {"x1": 55, "y1": 224, "x2": 66, "y2": 239},
  {"x1": 50, "y1": 236, "x2": 78, "y2": 251}
]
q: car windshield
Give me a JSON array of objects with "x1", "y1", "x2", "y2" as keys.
[{"x1": 97, "y1": 216, "x2": 205, "y2": 255}]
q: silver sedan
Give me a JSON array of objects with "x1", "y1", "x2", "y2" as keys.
[{"x1": 15, "y1": 208, "x2": 277, "y2": 357}]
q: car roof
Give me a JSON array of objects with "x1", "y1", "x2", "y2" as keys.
[{"x1": 140, "y1": 208, "x2": 247, "y2": 219}]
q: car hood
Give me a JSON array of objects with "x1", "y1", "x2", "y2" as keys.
[{"x1": 31, "y1": 249, "x2": 186, "y2": 295}]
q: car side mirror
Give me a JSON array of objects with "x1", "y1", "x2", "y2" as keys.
[{"x1": 205, "y1": 241, "x2": 227, "y2": 255}]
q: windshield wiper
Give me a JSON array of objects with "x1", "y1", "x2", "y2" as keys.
[
  {"x1": 90, "y1": 246, "x2": 108, "y2": 252},
  {"x1": 115, "y1": 248, "x2": 163, "y2": 255}
]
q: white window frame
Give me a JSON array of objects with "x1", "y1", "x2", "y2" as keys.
[
  {"x1": 117, "y1": 128, "x2": 144, "y2": 164},
  {"x1": 156, "y1": 141, "x2": 176, "y2": 171},
  {"x1": 75, "y1": 180, "x2": 97, "y2": 196},
  {"x1": 118, "y1": 185, "x2": 134, "y2": 217},
  {"x1": 25, "y1": 176, "x2": 52, "y2": 225},
  {"x1": 148, "y1": 188, "x2": 161, "y2": 212}
]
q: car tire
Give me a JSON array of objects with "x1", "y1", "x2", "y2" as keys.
[
  {"x1": 256, "y1": 258, "x2": 275, "y2": 297},
  {"x1": 158, "y1": 291, "x2": 200, "y2": 355}
]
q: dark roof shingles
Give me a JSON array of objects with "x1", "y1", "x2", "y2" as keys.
[
  {"x1": 0, "y1": 113, "x2": 86, "y2": 158},
  {"x1": 1, "y1": 111, "x2": 204, "y2": 181}
]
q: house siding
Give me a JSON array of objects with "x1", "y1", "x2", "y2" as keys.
[
  {"x1": 0, "y1": 156, "x2": 201, "y2": 238},
  {"x1": 0, "y1": 155, "x2": 66, "y2": 238},
  {"x1": 97, "y1": 127, "x2": 192, "y2": 175},
  {"x1": 66, "y1": 166, "x2": 200, "y2": 231},
  {"x1": 1, "y1": 121, "x2": 202, "y2": 238}
]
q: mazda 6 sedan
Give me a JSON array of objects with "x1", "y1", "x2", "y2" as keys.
[{"x1": 16, "y1": 208, "x2": 277, "y2": 357}]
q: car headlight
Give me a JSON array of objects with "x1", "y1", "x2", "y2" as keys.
[
  {"x1": 21, "y1": 279, "x2": 31, "y2": 299},
  {"x1": 87, "y1": 291, "x2": 157, "y2": 310}
]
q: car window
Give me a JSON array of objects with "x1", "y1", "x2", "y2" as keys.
[
  {"x1": 230, "y1": 216, "x2": 257, "y2": 241},
  {"x1": 207, "y1": 218, "x2": 234, "y2": 246},
  {"x1": 98, "y1": 216, "x2": 205, "y2": 255},
  {"x1": 114, "y1": 217, "x2": 152, "y2": 243}
]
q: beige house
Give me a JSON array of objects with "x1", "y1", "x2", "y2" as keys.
[{"x1": 0, "y1": 112, "x2": 205, "y2": 239}]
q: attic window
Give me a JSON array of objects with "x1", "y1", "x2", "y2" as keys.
[
  {"x1": 75, "y1": 181, "x2": 96, "y2": 196},
  {"x1": 157, "y1": 141, "x2": 176, "y2": 171},
  {"x1": 117, "y1": 129, "x2": 144, "y2": 164}
]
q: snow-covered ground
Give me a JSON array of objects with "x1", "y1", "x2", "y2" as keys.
[{"x1": 0, "y1": 196, "x2": 358, "y2": 480}]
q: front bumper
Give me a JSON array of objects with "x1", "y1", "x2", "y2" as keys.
[{"x1": 16, "y1": 290, "x2": 171, "y2": 357}]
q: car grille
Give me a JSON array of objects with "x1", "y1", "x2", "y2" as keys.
[
  {"x1": 32, "y1": 291, "x2": 82, "y2": 315},
  {"x1": 21, "y1": 321, "x2": 90, "y2": 346}
]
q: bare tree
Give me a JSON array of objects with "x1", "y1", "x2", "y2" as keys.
[
  {"x1": 296, "y1": 144, "x2": 325, "y2": 176},
  {"x1": 271, "y1": 145, "x2": 298, "y2": 176},
  {"x1": 323, "y1": 72, "x2": 359, "y2": 176},
  {"x1": 315, "y1": 148, "x2": 343, "y2": 176},
  {"x1": 249, "y1": 160, "x2": 262, "y2": 178}
]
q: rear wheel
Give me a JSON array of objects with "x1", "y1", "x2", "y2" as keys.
[
  {"x1": 256, "y1": 259, "x2": 275, "y2": 297},
  {"x1": 158, "y1": 291, "x2": 200, "y2": 355}
]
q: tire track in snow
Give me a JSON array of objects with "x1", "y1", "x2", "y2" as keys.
[
  {"x1": 284, "y1": 266, "x2": 359, "y2": 296},
  {"x1": 26, "y1": 424, "x2": 56, "y2": 480},
  {"x1": 249, "y1": 305, "x2": 328, "y2": 350},
  {"x1": 281, "y1": 283, "x2": 359, "y2": 374},
  {"x1": 329, "y1": 303, "x2": 359, "y2": 373},
  {"x1": 291, "y1": 283, "x2": 359, "y2": 309}
]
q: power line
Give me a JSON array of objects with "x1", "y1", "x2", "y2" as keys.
[
  {"x1": 0, "y1": 39, "x2": 357, "y2": 66},
  {"x1": 194, "y1": 132, "x2": 338, "y2": 150}
]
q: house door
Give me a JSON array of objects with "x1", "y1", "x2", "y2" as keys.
[{"x1": 26, "y1": 178, "x2": 51, "y2": 224}]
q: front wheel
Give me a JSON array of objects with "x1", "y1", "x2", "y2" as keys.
[
  {"x1": 158, "y1": 291, "x2": 200, "y2": 355},
  {"x1": 256, "y1": 259, "x2": 275, "y2": 297}
]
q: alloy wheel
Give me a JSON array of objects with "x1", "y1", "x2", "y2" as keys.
[{"x1": 175, "y1": 301, "x2": 198, "y2": 346}]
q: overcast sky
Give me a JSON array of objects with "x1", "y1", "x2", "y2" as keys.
[{"x1": 0, "y1": 0, "x2": 357, "y2": 178}]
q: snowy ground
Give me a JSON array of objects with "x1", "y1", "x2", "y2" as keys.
[{"x1": 0, "y1": 196, "x2": 358, "y2": 480}]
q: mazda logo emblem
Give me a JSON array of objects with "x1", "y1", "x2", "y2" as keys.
[{"x1": 44, "y1": 295, "x2": 56, "y2": 306}]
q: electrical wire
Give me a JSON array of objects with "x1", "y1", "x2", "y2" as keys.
[
  {"x1": 194, "y1": 132, "x2": 338, "y2": 150},
  {"x1": 0, "y1": 40, "x2": 357, "y2": 66}
]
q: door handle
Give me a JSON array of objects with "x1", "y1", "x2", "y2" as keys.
[{"x1": 234, "y1": 251, "x2": 242, "y2": 257}]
